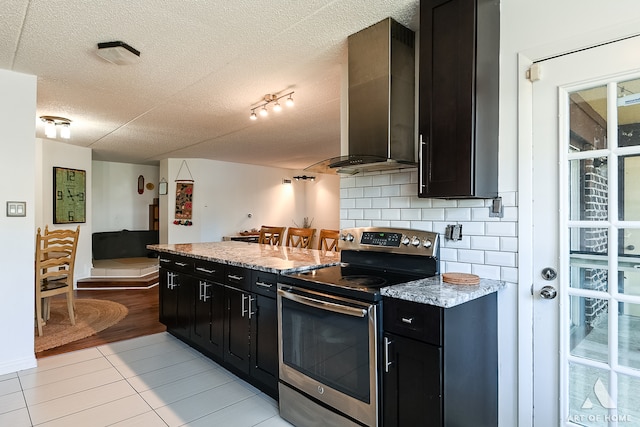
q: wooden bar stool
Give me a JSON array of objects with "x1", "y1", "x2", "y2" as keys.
[
  {"x1": 258, "y1": 226, "x2": 286, "y2": 245},
  {"x1": 318, "y1": 229, "x2": 340, "y2": 251},
  {"x1": 286, "y1": 227, "x2": 316, "y2": 249}
]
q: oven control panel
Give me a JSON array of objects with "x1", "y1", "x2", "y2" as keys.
[{"x1": 339, "y1": 227, "x2": 439, "y2": 256}]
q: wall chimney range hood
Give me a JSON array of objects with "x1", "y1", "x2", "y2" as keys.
[{"x1": 306, "y1": 18, "x2": 416, "y2": 175}]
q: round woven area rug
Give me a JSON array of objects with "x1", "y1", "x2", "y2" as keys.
[{"x1": 35, "y1": 299, "x2": 128, "y2": 353}]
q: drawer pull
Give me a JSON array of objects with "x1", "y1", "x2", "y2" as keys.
[
  {"x1": 196, "y1": 267, "x2": 216, "y2": 274},
  {"x1": 401, "y1": 317, "x2": 414, "y2": 324},
  {"x1": 256, "y1": 281, "x2": 273, "y2": 288},
  {"x1": 228, "y1": 274, "x2": 244, "y2": 281},
  {"x1": 175, "y1": 262, "x2": 188, "y2": 267},
  {"x1": 160, "y1": 258, "x2": 170, "y2": 263}
]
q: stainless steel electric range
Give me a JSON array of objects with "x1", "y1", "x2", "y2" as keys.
[{"x1": 277, "y1": 227, "x2": 440, "y2": 427}]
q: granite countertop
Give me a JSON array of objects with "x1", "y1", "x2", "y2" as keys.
[
  {"x1": 381, "y1": 275, "x2": 505, "y2": 308},
  {"x1": 148, "y1": 241, "x2": 341, "y2": 273}
]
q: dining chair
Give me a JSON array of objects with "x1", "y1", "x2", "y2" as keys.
[
  {"x1": 286, "y1": 227, "x2": 316, "y2": 249},
  {"x1": 318, "y1": 229, "x2": 340, "y2": 251},
  {"x1": 258, "y1": 225, "x2": 286, "y2": 245},
  {"x1": 35, "y1": 225, "x2": 80, "y2": 336}
]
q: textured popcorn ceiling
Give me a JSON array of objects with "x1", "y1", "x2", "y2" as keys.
[{"x1": 0, "y1": 0, "x2": 419, "y2": 169}]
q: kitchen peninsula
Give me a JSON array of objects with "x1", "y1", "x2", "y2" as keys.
[{"x1": 147, "y1": 241, "x2": 341, "y2": 398}]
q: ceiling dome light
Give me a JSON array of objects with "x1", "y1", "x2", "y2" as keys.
[
  {"x1": 260, "y1": 106, "x2": 268, "y2": 117},
  {"x1": 59, "y1": 122, "x2": 71, "y2": 139},
  {"x1": 40, "y1": 116, "x2": 72, "y2": 139},
  {"x1": 273, "y1": 101, "x2": 282, "y2": 112},
  {"x1": 250, "y1": 110, "x2": 257, "y2": 120},
  {"x1": 286, "y1": 94, "x2": 294, "y2": 107},
  {"x1": 44, "y1": 119, "x2": 56, "y2": 138}
]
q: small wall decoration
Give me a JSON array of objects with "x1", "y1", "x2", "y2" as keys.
[
  {"x1": 158, "y1": 178, "x2": 168, "y2": 195},
  {"x1": 173, "y1": 160, "x2": 195, "y2": 225},
  {"x1": 137, "y1": 175, "x2": 144, "y2": 194},
  {"x1": 175, "y1": 182, "x2": 193, "y2": 222},
  {"x1": 53, "y1": 166, "x2": 86, "y2": 224}
]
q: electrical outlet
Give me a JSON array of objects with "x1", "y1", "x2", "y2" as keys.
[
  {"x1": 489, "y1": 197, "x2": 504, "y2": 218},
  {"x1": 6, "y1": 201, "x2": 26, "y2": 217},
  {"x1": 445, "y1": 224, "x2": 463, "y2": 241}
]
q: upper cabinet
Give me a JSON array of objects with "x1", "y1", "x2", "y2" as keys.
[{"x1": 418, "y1": 0, "x2": 500, "y2": 199}]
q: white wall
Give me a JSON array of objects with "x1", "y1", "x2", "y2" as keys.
[
  {"x1": 0, "y1": 69, "x2": 37, "y2": 374},
  {"x1": 161, "y1": 158, "x2": 339, "y2": 244},
  {"x1": 38, "y1": 139, "x2": 93, "y2": 280},
  {"x1": 92, "y1": 161, "x2": 159, "y2": 232}
]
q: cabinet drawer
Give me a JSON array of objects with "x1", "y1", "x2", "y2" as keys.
[
  {"x1": 383, "y1": 297, "x2": 442, "y2": 346},
  {"x1": 193, "y1": 259, "x2": 224, "y2": 282},
  {"x1": 252, "y1": 270, "x2": 277, "y2": 297},
  {"x1": 225, "y1": 265, "x2": 251, "y2": 291},
  {"x1": 159, "y1": 254, "x2": 193, "y2": 274}
]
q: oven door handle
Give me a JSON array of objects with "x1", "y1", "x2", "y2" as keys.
[{"x1": 278, "y1": 289, "x2": 367, "y2": 318}]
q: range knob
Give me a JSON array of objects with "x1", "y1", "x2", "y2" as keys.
[
  {"x1": 401, "y1": 236, "x2": 411, "y2": 246},
  {"x1": 411, "y1": 236, "x2": 421, "y2": 247},
  {"x1": 423, "y1": 239, "x2": 433, "y2": 249},
  {"x1": 344, "y1": 233, "x2": 355, "y2": 242}
]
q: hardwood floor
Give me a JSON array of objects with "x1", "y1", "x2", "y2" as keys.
[{"x1": 36, "y1": 285, "x2": 166, "y2": 358}]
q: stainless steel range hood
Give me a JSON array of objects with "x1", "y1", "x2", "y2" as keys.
[{"x1": 306, "y1": 18, "x2": 416, "y2": 175}]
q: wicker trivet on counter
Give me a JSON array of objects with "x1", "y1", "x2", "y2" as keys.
[{"x1": 442, "y1": 272, "x2": 480, "y2": 285}]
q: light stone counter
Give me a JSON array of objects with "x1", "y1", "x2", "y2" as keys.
[
  {"x1": 381, "y1": 275, "x2": 505, "y2": 308},
  {"x1": 148, "y1": 241, "x2": 341, "y2": 273}
]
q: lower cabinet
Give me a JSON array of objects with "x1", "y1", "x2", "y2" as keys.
[
  {"x1": 159, "y1": 255, "x2": 278, "y2": 399},
  {"x1": 382, "y1": 293, "x2": 498, "y2": 427}
]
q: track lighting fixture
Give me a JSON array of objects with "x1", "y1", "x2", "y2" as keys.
[
  {"x1": 249, "y1": 91, "x2": 294, "y2": 120},
  {"x1": 40, "y1": 116, "x2": 72, "y2": 139},
  {"x1": 294, "y1": 175, "x2": 315, "y2": 181}
]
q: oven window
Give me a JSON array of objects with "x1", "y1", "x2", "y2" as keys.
[{"x1": 281, "y1": 297, "x2": 371, "y2": 403}]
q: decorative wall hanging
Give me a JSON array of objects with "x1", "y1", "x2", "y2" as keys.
[
  {"x1": 137, "y1": 175, "x2": 144, "y2": 194},
  {"x1": 158, "y1": 178, "x2": 168, "y2": 195},
  {"x1": 174, "y1": 160, "x2": 195, "y2": 225},
  {"x1": 53, "y1": 166, "x2": 86, "y2": 224}
]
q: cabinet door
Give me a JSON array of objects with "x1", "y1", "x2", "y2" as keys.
[
  {"x1": 250, "y1": 294, "x2": 278, "y2": 396},
  {"x1": 383, "y1": 333, "x2": 442, "y2": 426},
  {"x1": 223, "y1": 287, "x2": 251, "y2": 374},
  {"x1": 191, "y1": 278, "x2": 224, "y2": 359},
  {"x1": 173, "y1": 271, "x2": 191, "y2": 339},
  {"x1": 419, "y1": 0, "x2": 475, "y2": 198},
  {"x1": 159, "y1": 268, "x2": 177, "y2": 328}
]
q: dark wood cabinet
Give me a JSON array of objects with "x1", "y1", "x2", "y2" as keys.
[
  {"x1": 418, "y1": 0, "x2": 499, "y2": 199},
  {"x1": 159, "y1": 255, "x2": 279, "y2": 399},
  {"x1": 382, "y1": 293, "x2": 497, "y2": 426}
]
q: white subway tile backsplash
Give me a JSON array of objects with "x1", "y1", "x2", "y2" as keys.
[
  {"x1": 390, "y1": 197, "x2": 412, "y2": 208},
  {"x1": 355, "y1": 198, "x2": 372, "y2": 209},
  {"x1": 372, "y1": 174, "x2": 391, "y2": 186},
  {"x1": 371, "y1": 198, "x2": 390, "y2": 209},
  {"x1": 486, "y1": 222, "x2": 517, "y2": 237},
  {"x1": 340, "y1": 171, "x2": 519, "y2": 283},
  {"x1": 457, "y1": 249, "x2": 485, "y2": 264},
  {"x1": 485, "y1": 251, "x2": 517, "y2": 267},
  {"x1": 347, "y1": 187, "x2": 364, "y2": 198},
  {"x1": 439, "y1": 247, "x2": 458, "y2": 262},
  {"x1": 355, "y1": 175, "x2": 373, "y2": 187},
  {"x1": 472, "y1": 264, "x2": 501, "y2": 280},
  {"x1": 445, "y1": 208, "x2": 471, "y2": 221},
  {"x1": 500, "y1": 237, "x2": 518, "y2": 252},
  {"x1": 381, "y1": 209, "x2": 401, "y2": 221},
  {"x1": 421, "y1": 208, "x2": 445, "y2": 221},
  {"x1": 470, "y1": 236, "x2": 501, "y2": 251},
  {"x1": 432, "y1": 199, "x2": 458, "y2": 208},
  {"x1": 364, "y1": 186, "x2": 381, "y2": 198},
  {"x1": 400, "y1": 209, "x2": 421, "y2": 220},
  {"x1": 381, "y1": 185, "x2": 401, "y2": 197}
]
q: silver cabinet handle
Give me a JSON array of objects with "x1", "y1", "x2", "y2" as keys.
[
  {"x1": 248, "y1": 295, "x2": 255, "y2": 319},
  {"x1": 199, "y1": 281, "x2": 211, "y2": 302},
  {"x1": 384, "y1": 337, "x2": 393, "y2": 373},
  {"x1": 419, "y1": 134, "x2": 426, "y2": 191},
  {"x1": 175, "y1": 262, "x2": 188, "y2": 267},
  {"x1": 278, "y1": 289, "x2": 367, "y2": 318},
  {"x1": 256, "y1": 281, "x2": 273, "y2": 288},
  {"x1": 167, "y1": 271, "x2": 177, "y2": 289},
  {"x1": 228, "y1": 274, "x2": 244, "y2": 281},
  {"x1": 241, "y1": 293, "x2": 248, "y2": 317},
  {"x1": 196, "y1": 267, "x2": 216, "y2": 274},
  {"x1": 401, "y1": 317, "x2": 414, "y2": 324},
  {"x1": 160, "y1": 258, "x2": 170, "y2": 263}
]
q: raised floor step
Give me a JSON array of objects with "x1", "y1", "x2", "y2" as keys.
[{"x1": 77, "y1": 272, "x2": 159, "y2": 289}]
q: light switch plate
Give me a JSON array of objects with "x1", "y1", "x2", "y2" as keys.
[{"x1": 6, "y1": 201, "x2": 26, "y2": 217}]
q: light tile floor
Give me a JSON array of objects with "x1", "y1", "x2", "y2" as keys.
[{"x1": 0, "y1": 332, "x2": 293, "y2": 427}]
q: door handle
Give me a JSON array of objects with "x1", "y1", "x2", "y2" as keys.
[{"x1": 540, "y1": 285, "x2": 557, "y2": 300}]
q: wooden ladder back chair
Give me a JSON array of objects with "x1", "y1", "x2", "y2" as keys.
[
  {"x1": 318, "y1": 229, "x2": 340, "y2": 251},
  {"x1": 286, "y1": 227, "x2": 316, "y2": 249},
  {"x1": 35, "y1": 225, "x2": 80, "y2": 336},
  {"x1": 258, "y1": 226, "x2": 286, "y2": 245}
]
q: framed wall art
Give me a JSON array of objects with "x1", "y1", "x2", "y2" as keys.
[{"x1": 53, "y1": 166, "x2": 86, "y2": 224}]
